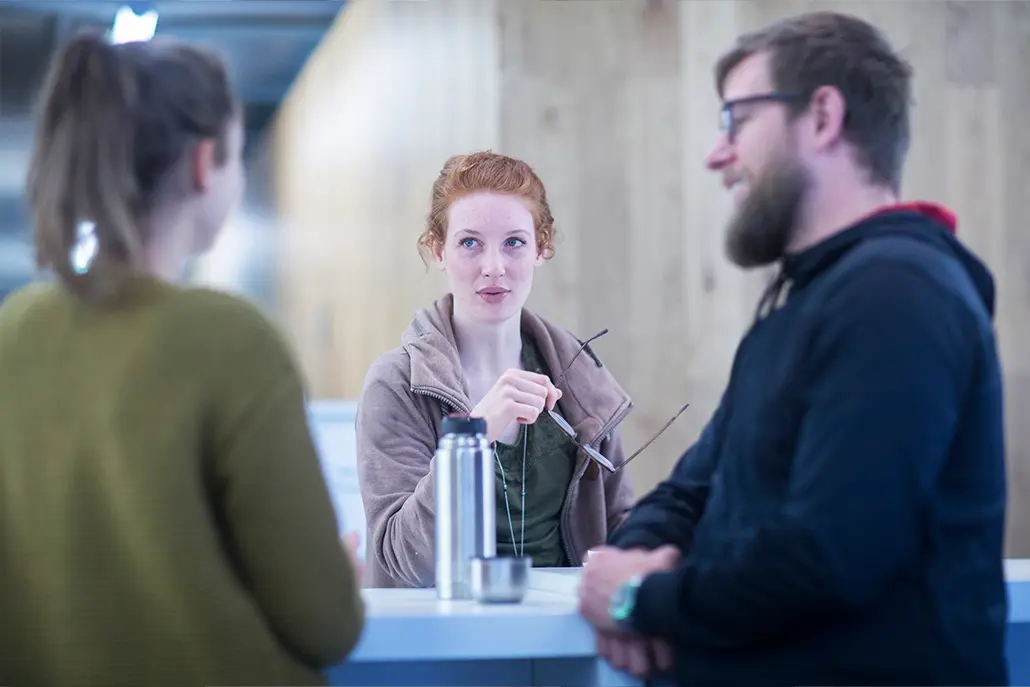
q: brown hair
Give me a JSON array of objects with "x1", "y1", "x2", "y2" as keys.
[
  {"x1": 418, "y1": 151, "x2": 556, "y2": 264},
  {"x1": 26, "y1": 32, "x2": 237, "y2": 302},
  {"x1": 714, "y1": 11, "x2": 912, "y2": 191}
]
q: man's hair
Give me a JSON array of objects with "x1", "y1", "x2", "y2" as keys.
[{"x1": 715, "y1": 11, "x2": 913, "y2": 191}]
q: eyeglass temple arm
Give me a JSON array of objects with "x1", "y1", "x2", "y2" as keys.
[
  {"x1": 553, "y1": 328, "x2": 609, "y2": 389},
  {"x1": 617, "y1": 403, "x2": 691, "y2": 471}
]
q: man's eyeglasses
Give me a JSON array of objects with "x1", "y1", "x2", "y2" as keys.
[
  {"x1": 545, "y1": 328, "x2": 689, "y2": 473},
  {"x1": 720, "y1": 91, "x2": 804, "y2": 143}
]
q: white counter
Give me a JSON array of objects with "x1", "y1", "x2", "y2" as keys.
[
  {"x1": 326, "y1": 575, "x2": 637, "y2": 687},
  {"x1": 347, "y1": 587, "x2": 591, "y2": 662}
]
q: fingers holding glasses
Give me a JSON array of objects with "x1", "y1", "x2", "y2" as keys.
[
  {"x1": 472, "y1": 369, "x2": 563, "y2": 442},
  {"x1": 500, "y1": 369, "x2": 562, "y2": 414}
]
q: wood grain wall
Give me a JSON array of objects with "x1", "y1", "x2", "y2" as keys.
[{"x1": 271, "y1": 0, "x2": 1030, "y2": 556}]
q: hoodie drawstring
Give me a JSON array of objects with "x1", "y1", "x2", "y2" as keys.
[{"x1": 754, "y1": 269, "x2": 793, "y2": 323}]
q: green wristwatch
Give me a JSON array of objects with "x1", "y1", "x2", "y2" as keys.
[{"x1": 608, "y1": 575, "x2": 644, "y2": 632}]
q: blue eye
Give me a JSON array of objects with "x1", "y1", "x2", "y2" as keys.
[
  {"x1": 460, "y1": 238, "x2": 478, "y2": 249},
  {"x1": 505, "y1": 238, "x2": 526, "y2": 248}
]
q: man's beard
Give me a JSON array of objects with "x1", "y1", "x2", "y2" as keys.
[{"x1": 725, "y1": 153, "x2": 809, "y2": 269}]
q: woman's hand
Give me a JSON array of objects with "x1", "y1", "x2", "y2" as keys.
[
  {"x1": 341, "y1": 530, "x2": 364, "y2": 586},
  {"x1": 470, "y1": 369, "x2": 562, "y2": 443}
]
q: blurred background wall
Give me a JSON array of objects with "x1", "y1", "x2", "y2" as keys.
[{"x1": 270, "y1": 0, "x2": 1030, "y2": 555}]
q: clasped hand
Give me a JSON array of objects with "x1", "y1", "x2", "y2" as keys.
[{"x1": 578, "y1": 545, "x2": 680, "y2": 678}]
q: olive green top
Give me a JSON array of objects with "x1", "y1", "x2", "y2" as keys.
[
  {"x1": 493, "y1": 334, "x2": 578, "y2": 567},
  {"x1": 0, "y1": 278, "x2": 364, "y2": 686}
]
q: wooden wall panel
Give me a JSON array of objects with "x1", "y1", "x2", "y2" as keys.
[
  {"x1": 271, "y1": 0, "x2": 1030, "y2": 555},
  {"x1": 273, "y1": 0, "x2": 498, "y2": 398}
]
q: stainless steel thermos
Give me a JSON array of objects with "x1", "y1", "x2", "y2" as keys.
[{"x1": 434, "y1": 414, "x2": 496, "y2": 600}]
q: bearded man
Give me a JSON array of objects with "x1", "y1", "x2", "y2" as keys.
[{"x1": 578, "y1": 11, "x2": 1008, "y2": 686}]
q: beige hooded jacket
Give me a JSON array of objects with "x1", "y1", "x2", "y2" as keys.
[{"x1": 355, "y1": 294, "x2": 636, "y2": 588}]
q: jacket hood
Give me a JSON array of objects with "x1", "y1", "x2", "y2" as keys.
[
  {"x1": 776, "y1": 201, "x2": 995, "y2": 318},
  {"x1": 399, "y1": 294, "x2": 633, "y2": 446}
]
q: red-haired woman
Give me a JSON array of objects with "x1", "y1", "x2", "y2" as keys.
[{"x1": 356, "y1": 151, "x2": 636, "y2": 589}]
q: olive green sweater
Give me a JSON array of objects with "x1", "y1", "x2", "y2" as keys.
[{"x1": 0, "y1": 278, "x2": 364, "y2": 686}]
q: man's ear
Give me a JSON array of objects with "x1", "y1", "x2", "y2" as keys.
[{"x1": 809, "y1": 85, "x2": 848, "y2": 152}]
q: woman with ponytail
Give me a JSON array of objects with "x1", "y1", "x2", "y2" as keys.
[{"x1": 0, "y1": 33, "x2": 364, "y2": 685}]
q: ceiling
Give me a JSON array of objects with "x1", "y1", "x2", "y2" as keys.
[{"x1": 0, "y1": 0, "x2": 346, "y2": 291}]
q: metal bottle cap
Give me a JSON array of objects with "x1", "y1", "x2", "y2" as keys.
[{"x1": 441, "y1": 414, "x2": 487, "y2": 436}]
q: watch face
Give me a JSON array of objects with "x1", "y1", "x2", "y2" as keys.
[
  {"x1": 610, "y1": 589, "x2": 627, "y2": 618},
  {"x1": 609, "y1": 578, "x2": 638, "y2": 622}
]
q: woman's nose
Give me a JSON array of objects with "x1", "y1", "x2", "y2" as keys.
[{"x1": 481, "y1": 249, "x2": 505, "y2": 277}]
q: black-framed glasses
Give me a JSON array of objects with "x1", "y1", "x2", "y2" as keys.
[
  {"x1": 720, "y1": 91, "x2": 804, "y2": 142},
  {"x1": 545, "y1": 329, "x2": 690, "y2": 473}
]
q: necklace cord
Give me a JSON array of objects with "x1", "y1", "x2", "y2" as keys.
[{"x1": 494, "y1": 424, "x2": 527, "y2": 558}]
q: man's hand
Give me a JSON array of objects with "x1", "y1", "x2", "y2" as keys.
[
  {"x1": 595, "y1": 630, "x2": 675, "y2": 678},
  {"x1": 578, "y1": 544, "x2": 680, "y2": 632}
]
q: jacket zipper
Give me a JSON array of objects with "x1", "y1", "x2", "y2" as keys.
[{"x1": 412, "y1": 386, "x2": 469, "y2": 415}]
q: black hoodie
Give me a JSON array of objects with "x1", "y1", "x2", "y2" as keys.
[{"x1": 609, "y1": 205, "x2": 1008, "y2": 686}]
